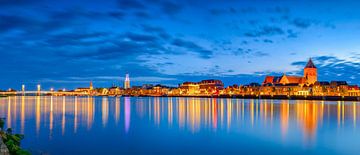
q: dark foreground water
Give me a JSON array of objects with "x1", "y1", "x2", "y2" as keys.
[{"x1": 1, "y1": 96, "x2": 360, "y2": 155}]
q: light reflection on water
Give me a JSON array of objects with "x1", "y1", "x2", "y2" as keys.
[{"x1": 0, "y1": 96, "x2": 360, "y2": 155}]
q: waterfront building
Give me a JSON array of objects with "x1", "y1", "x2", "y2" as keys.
[
  {"x1": 303, "y1": 58, "x2": 317, "y2": 85},
  {"x1": 108, "y1": 86, "x2": 121, "y2": 96},
  {"x1": 74, "y1": 81, "x2": 94, "y2": 95},
  {"x1": 178, "y1": 79, "x2": 224, "y2": 95},
  {"x1": 263, "y1": 58, "x2": 318, "y2": 86},
  {"x1": 124, "y1": 73, "x2": 130, "y2": 89},
  {"x1": 180, "y1": 82, "x2": 200, "y2": 95}
]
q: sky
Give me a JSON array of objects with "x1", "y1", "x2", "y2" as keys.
[{"x1": 1, "y1": 0, "x2": 360, "y2": 90}]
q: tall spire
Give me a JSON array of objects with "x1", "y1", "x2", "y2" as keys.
[
  {"x1": 90, "y1": 81, "x2": 93, "y2": 90},
  {"x1": 124, "y1": 73, "x2": 130, "y2": 89},
  {"x1": 305, "y1": 58, "x2": 316, "y2": 68}
]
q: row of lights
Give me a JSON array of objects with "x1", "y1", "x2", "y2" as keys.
[{"x1": 19, "y1": 84, "x2": 66, "y2": 92}]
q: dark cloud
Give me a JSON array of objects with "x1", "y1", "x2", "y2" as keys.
[
  {"x1": 172, "y1": 38, "x2": 213, "y2": 59},
  {"x1": 263, "y1": 39, "x2": 273, "y2": 43},
  {"x1": 117, "y1": 0, "x2": 145, "y2": 10},
  {"x1": 140, "y1": 24, "x2": 171, "y2": 39},
  {"x1": 125, "y1": 32, "x2": 158, "y2": 42},
  {"x1": 233, "y1": 48, "x2": 269, "y2": 57},
  {"x1": 0, "y1": 14, "x2": 36, "y2": 32},
  {"x1": 44, "y1": 32, "x2": 109, "y2": 47},
  {"x1": 287, "y1": 29, "x2": 298, "y2": 38},
  {"x1": 0, "y1": 0, "x2": 39, "y2": 6},
  {"x1": 244, "y1": 26, "x2": 284, "y2": 37},
  {"x1": 209, "y1": 8, "x2": 229, "y2": 16},
  {"x1": 209, "y1": 7, "x2": 256, "y2": 16},
  {"x1": 290, "y1": 18, "x2": 313, "y2": 29},
  {"x1": 266, "y1": 7, "x2": 290, "y2": 14},
  {"x1": 108, "y1": 11, "x2": 126, "y2": 20},
  {"x1": 141, "y1": 24, "x2": 164, "y2": 33},
  {"x1": 160, "y1": 1, "x2": 183, "y2": 15}
]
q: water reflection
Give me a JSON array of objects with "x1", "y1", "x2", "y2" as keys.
[
  {"x1": 124, "y1": 97, "x2": 130, "y2": 133},
  {"x1": 1, "y1": 96, "x2": 360, "y2": 154}
]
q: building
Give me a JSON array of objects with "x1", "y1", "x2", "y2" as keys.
[
  {"x1": 263, "y1": 58, "x2": 318, "y2": 86},
  {"x1": 124, "y1": 73, "x2": 130, "y2": 89},
  {"x1": 74, "y1": 81, "x2": 94, "y2": 95},
  {"x1": 180, "y1": 82, "x2": 200, "y2": 95},
  {"x1": 108, "y1": 86, "x2": 121, "y2": 96},
  {"x1": 198, "y1": 79, "x2": 224, "y2": 90},
  {"x1": 303, "y1": 58, "x2": 317, "y2": 85}
]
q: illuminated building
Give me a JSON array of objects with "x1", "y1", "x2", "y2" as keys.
[
  {"x1": 74, "y1": 81, "x2": 94, "y2": 95},
  {"x1": 124, "y1": 73, "x2": 130, "y2": 89},
  {"x1": 37, "y1": 84, "x2": 41, "y2": 95},
  {"x1": 263, "y1": 58, "x2": 317, "y2": 86},
  {"x1": 304, "y1": 58, "x2": 317, "y2": 85},
  {"x1": 178, "y1": 79, "x2": 224, "y2": 95},
  {"x1": 108, "y1": 86, "x2": 122, "y2": 96},
  {"x1": 198, "y1": 79, "x2": 224, "y2": 90},
  {"x1": 180, "y1": 82, "x2": 200, "y2": 95}
]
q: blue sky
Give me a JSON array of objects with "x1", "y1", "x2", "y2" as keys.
[{"x1": 1, "y1": 0, "x2": 360, "y2": 90}]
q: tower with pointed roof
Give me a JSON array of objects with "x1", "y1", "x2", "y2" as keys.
[
  {"x1": 304, "y1": 58, "x2": 317, "y2": 85},
  {"x1": 124, "y1": 73, "x2": 130, "y2": 89},
  {"x1": 90, "y1": 81, "x2": 93, "y2": 90}
]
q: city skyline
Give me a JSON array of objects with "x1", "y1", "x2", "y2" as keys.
[{"x1": 2, "y1": 0, "x2": 360, "y2": 89}]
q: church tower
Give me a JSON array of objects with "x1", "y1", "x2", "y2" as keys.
[
  {"x1": 124, "y1": 73, "x2": 130, "y2": 89},
  {"x1": 304, "y1": 58, "x2": 317, "y2": 85},
  {"x1": 90, "y1": 81, "x2": 93, "y2": 90}
]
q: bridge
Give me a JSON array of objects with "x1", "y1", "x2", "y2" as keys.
[{"x1": 0, "y1": 91, "x2": 89, "y2": 96}]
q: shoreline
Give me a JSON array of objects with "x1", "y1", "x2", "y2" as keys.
[
  {"x1": 4, "y1": 94, "x2": 360, "y2": 101},
  {"x1": 0, "y1": 138, "x2": 9, "y2": 155},
  {"x1": 148, "y1": 95, "x2": 360, "y2": 101}
]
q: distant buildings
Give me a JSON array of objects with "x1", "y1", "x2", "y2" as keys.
[{"x1": 4, "y1": 58, "x2": 360, "y2": 99}]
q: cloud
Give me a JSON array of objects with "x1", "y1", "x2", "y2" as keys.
[
  {"x1": 117, "y1": 0, "x2": 145, "y2": 10},
  {"x1": 160, "y1": 1, "x2": 183, "y2": 15},
  {"x1": 244, "y1": 26, "x2": 284, "y2": 37},
  {"x1": 0, "y1": 14, "x2": 41, "y2": 33},
  {"x1": 263, "y1": 39, "x2": 273, "y2": 43},
  {"x1": 0, "y1": 0, "x2": 40, "y2": 6},
  {"x1": 171, "y1": 38, "x2": 213, "y2": 59},
  {"x1": 286, "y1": 29, "x2": 298, "y2": 38},
  {"x1": 233, "y1": 48, "x2": 270, "y2": 57},
  {"x1": 125, "y1": 32, "x2": 158, "y2": 42},
  {"x1": 266, "y1": 7, "x2": 290, "y2": 14},
  {"x1": 290, "y1": 18, "x2": 313, "y2": 29},
  {"x1": 209, "y1": 7, "x2": 256, "y2": 16},
  {"x1": 44, "y1": 32, "x2": 109, "y2": 47},
  {"x1": 108, "y1": 11, "x2": 126, "y2": 20},
  {"x1": 140, "y1": 24, "x2": 171, "y2": 39}
]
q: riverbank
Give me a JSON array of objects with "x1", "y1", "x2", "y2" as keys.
[
  {"x1": 5, "y1": 94, "x2": 360, "y2": 101},
  {"x1": 136, "y1": 95, "x2": 360, "y2": 101}
]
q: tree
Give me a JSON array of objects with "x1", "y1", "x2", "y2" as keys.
[
  {"x1": 0, "y1": 118, "x2": 30, "y2": 155},
  {"x1": 0, "y1": 118, "x2": 4, "y2": 130}
]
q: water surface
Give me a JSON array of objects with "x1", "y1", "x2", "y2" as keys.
[{"x1": 0, "y1": 96, "x2": 359, "y2": 155}]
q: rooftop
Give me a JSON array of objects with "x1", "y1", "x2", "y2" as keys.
[{"x1": 305, "y1": 58, "x2": 317, "y2": 68}]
